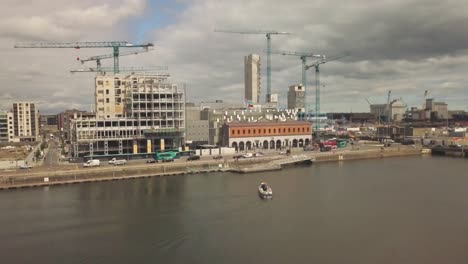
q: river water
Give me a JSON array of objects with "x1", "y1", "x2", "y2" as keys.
[{"x1": 1, "y1": 156, "x2": 467, "y2": 263}]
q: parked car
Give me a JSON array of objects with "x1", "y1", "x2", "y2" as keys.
[
  {"x1": 279, "y1": 150, "x2": 287, "y2": 155},
  {"x1": 402, "y1": 138, "x2": 416, "y2": 145},
  {"x1": 187, "y1": 155, "x2": 201, "y2": 161},
  {"x1": 146, "y1": 159, "x2": 157, "y2": 163},
  {"x1": 242, "y1": 153, "x2": 253, "y2": 158},
  {"x1": 162, "y1": 157, "x2": 175, "y2": 162},
  {"x1": 83, "y1": 159, "x2": 100, "y2": 167},
  {"x1": 19, "y1": 164, "x2": 33, "y2": 169},
  {"x1": 109, "y1": 158, "x2": 127, "y2": 166},
  {"x1": 213, "y1": 155, "x2": 223, "y2": 160},
  {"x1": 320, "y1": 145, "x2": 332, "y2": 152},
  {"x1": 254, "y1": 152, "x2": 265, "y2": 157},
  {"x1": 303, "y1": 145, "x2": 316, "y2": 151}
]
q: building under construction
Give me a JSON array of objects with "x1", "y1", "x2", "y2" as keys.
[{"x1": 71, "y1": 73, "x2": 185, "y2": 158}]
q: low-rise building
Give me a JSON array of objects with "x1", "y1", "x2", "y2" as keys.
[{"x1": 221, "y1": 121, "x2": 312, "y2": 151}]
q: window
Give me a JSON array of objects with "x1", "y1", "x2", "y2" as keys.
[
  {"x1": 248, "y1": 129, "x2": 250, "y2": 134},
  {"x1": 106, "y1": 98, "x2": 110, "y2": 103},
  {"x1": 283, "y1": 128, "x2": 286, "y2": 133},
  {"x1": 232, "y1": 130, "x2": 235, "y2": 135},
  {"x1": 288, "y1": 128, "x2": 291, "y2": 132},
  {"x1": 307, "y1": 128, "x2": 310, "y2": 132},
  {"x1": 243, "y1": 130, "x2": 245, "y2": 134},
  {"x1": 253, "y1": 129, "x2": 256, "y2": 134},
  {"x1": 293, "y1": 128, "x2": 296, "y2": 132},
  {"x1": 302, "y1": 127, "x2": 305, "y2": 132},
  {"x1": 238, "y1": 130, "x2": 241, "y2": 134},
  {"x1": 106, "y1": 89, "x2": 109, "y2": 95},
  {"x1": 97, "y1": 80, "x2": 103, "y2": 85},
  {"x1": 273, "y1": 129, "x2": 276, "y2": 133},
  {"x1": 263, "y1": 129, "x2": 266, "y2": 133},
  {"x1": 268, "y1": 129, "x2": 271, "y2": 133}
]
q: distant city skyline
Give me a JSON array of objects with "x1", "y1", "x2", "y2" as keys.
[{"x1": 0, "y1": 0, "x2": 467, "y2": 113}]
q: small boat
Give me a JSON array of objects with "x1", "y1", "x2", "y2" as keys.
[{"x1": 258, "y1": 182, "x2": 273, "y2": 197}]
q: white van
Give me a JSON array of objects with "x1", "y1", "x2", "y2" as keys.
[{"x1": 83, "y1": 159, "x2": 100, "y2": 167}]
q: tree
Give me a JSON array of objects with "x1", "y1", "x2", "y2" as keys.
[{"x1": 35, "y1": 149, "x2": 41, "y2": 160}]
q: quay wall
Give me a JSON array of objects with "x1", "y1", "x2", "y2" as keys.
[{"x1": 0, "y1": 148, "x2": 422, "y2": 190}]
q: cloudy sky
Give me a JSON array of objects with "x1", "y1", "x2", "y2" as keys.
[{"x1": 1, "y1": 0, "x2": 467, "y2": 114}]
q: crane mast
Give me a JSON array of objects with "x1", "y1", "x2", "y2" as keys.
[
  {"x1": 269, "y1": 50, "x2": 323, "y2": 115},
  {"x1": 306, "y1": 54, "x2": 347, "y2": 137},
  {"x1": 215, "y1": 29, "x2": 291, "y2": 102}
]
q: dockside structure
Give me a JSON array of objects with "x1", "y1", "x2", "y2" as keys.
[
  {"x1": 71, "y1": 74, "x2": 185, "y2": 158},
  {"x1": 221, "y1": 121, "x2": 312, "y2": 151}
]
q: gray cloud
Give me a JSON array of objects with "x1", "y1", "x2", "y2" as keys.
[{"x1": 1, "y1": 0, "x2": 467, "y2": 114}]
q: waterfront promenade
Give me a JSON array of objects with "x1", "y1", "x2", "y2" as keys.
[{"x1": 0, "y1": 146, "x2": 422, "y2": 190}]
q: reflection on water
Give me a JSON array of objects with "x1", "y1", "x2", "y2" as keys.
[{"x1": 0, "y1": 156, "x2": 467, "y2": 263}]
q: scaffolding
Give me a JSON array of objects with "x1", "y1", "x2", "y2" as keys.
[{"x1": 71, "y1": 74, "x2": 185, "y2": 158}]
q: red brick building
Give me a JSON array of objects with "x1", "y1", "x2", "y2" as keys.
[{"x1": 221, "y1": 121, "x2": 312, "y2": 151}]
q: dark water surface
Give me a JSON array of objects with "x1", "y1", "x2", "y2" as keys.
[{"x1": 1, "y1": 156, "x2": 468, "y2": 263}]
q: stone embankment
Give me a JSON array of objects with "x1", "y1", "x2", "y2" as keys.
[{"x1": 0, "y1": 147, "x2": 422, "y2": 190}]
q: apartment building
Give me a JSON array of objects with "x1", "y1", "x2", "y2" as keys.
[{"x1": 12, "y1": 102, "x2": 39, "y2": 142}]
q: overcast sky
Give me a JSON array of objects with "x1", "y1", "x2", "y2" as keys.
[{"x1": 1, "y1": 0, "x2": 467, "y2": 114}]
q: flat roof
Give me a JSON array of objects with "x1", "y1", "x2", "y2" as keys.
[{"x1": 226, "y1": 121, "x2": 311, "y2": 127}]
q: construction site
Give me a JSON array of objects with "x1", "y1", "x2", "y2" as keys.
[{"x1": 15, "y1": 41, "x2": 186, "y2": 159}]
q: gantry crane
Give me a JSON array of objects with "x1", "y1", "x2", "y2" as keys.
[
  {"x1": 306, "y1": 54, "x2": 346, "y2": 133},
  {"x1": 70, "y1": 66, "x2": 168, "y2": 74},
  {"x1": 14, "y1": 41, "x2": 154, "y2": 74},
  {"x1": 269, "y1": 50, "x2": 323, "y2": 113},
  {"x1": 80, "y1": 47, "x2": 154, "y2": 72},
  {"x1": 215, "y1": 29, "x2": 291, "y2": 102},
  {"x1": 386, "y1": 90, "x2": 392, "y2": 123}
]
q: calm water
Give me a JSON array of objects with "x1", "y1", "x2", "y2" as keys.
[{"x1": 1, "y1": 156, "x2": 468, "y2": 264}]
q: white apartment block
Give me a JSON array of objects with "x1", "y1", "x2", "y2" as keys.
[
  {"x1": 0, "y1": 111, "x2": 14, "y2": 142},
  {"x1": 244, "y1": 54, "x2": 261, "y2": 103},
  {"x1": 12, "y1": 102, "x2": 39, "y2": 142}
]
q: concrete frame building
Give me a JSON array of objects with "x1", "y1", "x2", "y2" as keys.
[
  {"x1": 426, "y1": 98, "x2": 448, "y2": 120},
  {"x1": 245, "y1": 54, "x2": 261, "y2": 104},
  {"x1": 370, "y1": 99, "x2": 407, "y2": 123},
  {"x1": 221, "y1": 121, "x2": 312, "y2": 151},
  {"x1": 12, "y1": 102, "x2": 39, "y2": 142},
  {"x1": 40, "y1": 114, "x2": 58, "y2": 127},
  {"x1": 287, "y1": 84, "x2": 305, "y2": 112},
  {"x1": 0, "y1": 111, "x2": 14, "y2": 142},
  {"x1": 185, "y1": 104, "x2": 209, "y2": 146},
  {"x1": 71, "y1": 74, "x2": 185, "y2": 158}
]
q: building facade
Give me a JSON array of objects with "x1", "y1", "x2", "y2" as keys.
[
  {"x1": 0, "y1": 111, "x2": 14, "y2": 142},
  {"x1": 12, "y1": 102, "x2": 39, "y2": 142},
  {"x1": 245, "y1": 54, "x2": 261, "y2": 103},
  {"x1": 40, "y1": 114, "x2": 58, "y2": 127},
  {"x1": 185, "y1": 104, "x2": 209, "y2": 146},
  {"x1": 426, "y1": 98, "x2": 448, "y2": 119},
  {"x1": 287, "y1": 84, "x2": 305, "y2": 112},
  {"x1": 370, "y1": 99, "x2": 407, "y2": 122},
  {"x1": 71, "y1": 74, "x2": 185, "y2": 158},
  {"x1": 221, "y1": 121, "x2": 312, "y2": 151}
]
